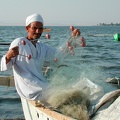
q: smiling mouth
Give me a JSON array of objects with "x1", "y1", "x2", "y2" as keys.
[{"x1": 34, "y1": 34, "x2": 40, "y2": 39}]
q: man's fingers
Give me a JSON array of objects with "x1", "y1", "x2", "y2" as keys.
[
  {"x1": 12, "y1": 46, "x2": 19, "y2": 50},
  {"x1": 11, "y1": 46, "x2": 19, "y2": 53},
  {"x1": 9, "y1": 46, "x2": 19, "y2": 57}
]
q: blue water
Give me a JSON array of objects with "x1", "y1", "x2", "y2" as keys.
[{"x1": 0, "y1": 26, "x2": 120, "y2": 119}]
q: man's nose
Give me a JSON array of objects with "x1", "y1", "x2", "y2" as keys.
[{"x1": 36, "y1": 29, "x2": 40, "y2": 33}]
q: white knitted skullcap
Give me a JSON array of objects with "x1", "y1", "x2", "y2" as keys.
[{"x1": 26, "y1": 13, "x2": 44, "y2": 26}]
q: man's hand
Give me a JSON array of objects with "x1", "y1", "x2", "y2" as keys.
[
  {"x1": 71, "y1": 29, "x2": 81, "y2": 37},
  {"x1": 6, "y1": 46, "x2": 19, "y2": 64}
]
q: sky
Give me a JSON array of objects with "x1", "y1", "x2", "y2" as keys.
[{"x1": 0, "y1": 0, "x2": 120, "y2": 26}]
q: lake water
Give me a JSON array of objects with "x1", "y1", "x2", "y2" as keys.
[{"x1": 0, "y1": 26, "x2": 120, "y2": 119}]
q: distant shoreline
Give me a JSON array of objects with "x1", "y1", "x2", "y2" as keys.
[
  {"x1": 0, "y1": 24, "x2": 120, "y2": 27},
  {"x1": 97, "y1": 23, "x2": 120, "y2": 26}
]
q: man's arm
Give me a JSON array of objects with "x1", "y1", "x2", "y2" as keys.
[{"x1": 6, "y1": 46, "x2": 19, "y2": 64}]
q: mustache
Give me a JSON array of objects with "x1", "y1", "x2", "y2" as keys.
[{"x1": 34, "y1": 33, "x2": 41, "y2": 35}]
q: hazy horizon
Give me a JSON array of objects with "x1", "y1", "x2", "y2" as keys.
[{"x1": 0, "y1": 0, "x2": 120, "y2": 26}]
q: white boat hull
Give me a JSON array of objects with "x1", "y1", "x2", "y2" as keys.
[{"x1": 21, "y1": 97, "x2": 76, "y2": 120}]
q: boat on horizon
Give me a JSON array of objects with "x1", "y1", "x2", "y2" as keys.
[{"x1": 43, "y1": 28, "x2": 51, "y2": 32}]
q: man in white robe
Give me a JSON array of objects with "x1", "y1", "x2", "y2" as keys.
[{"x1": 1, "y1": 14, "x2": 56, "y2": 100}]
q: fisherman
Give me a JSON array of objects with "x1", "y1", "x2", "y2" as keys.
[{"x1": 1, "y1": 13, "x2": 80, "y2": 101}]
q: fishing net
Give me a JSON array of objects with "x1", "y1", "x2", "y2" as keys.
[
  {"x1": 40, "y1": 35, "x2": 92, "y2": 120},
  {"x1": 44, "y1": 36, "x2": 86, "y2": 78},
  {"x1": 40, "y1": 31, "x2": 108, "y2": 120}
]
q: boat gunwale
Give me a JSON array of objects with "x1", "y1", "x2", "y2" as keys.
[{"x1": 29, "y1": 100, "x2": 76, "y2": 120}]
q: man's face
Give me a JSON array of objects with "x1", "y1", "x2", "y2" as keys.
[{"x1": 26, "y1": 22, "x2": 43, "y2": 40}]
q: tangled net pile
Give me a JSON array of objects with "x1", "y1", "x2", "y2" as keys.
[{"x1": 47, "y1": 89, "x2": 90, "y2": 120}]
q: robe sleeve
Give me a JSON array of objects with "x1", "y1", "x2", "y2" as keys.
[
  {"x1": 1, "y1": 55, "x2": 14, "y2": 71},
  {"x1": 1, "y1": 38, "x2": 21, "y2": 71}
]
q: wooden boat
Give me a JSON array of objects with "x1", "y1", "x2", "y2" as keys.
[
  {"x1": 43, "y1": 28, "x2": 51, "y2": 32},
  {"x1": 1, "y1": 76, "x2": 120, "y2": 120},
  {"x1": 0, "y1": 76, "x2": 76, "y2": 120}
]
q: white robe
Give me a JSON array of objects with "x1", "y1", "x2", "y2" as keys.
[{"x1": 1, "y1": 37, "x2": 56, "y2": 100}]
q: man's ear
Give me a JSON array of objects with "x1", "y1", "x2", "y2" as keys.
[{"x1": 25, "y1": 26, "x2": 29, "y2": 32}]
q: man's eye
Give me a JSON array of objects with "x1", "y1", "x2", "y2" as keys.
[
  {"x1": 39, "y1": 28, "x2": 43, "y2": 30},
  {"x1": 33, "y1": 27, "x2": 37, "y2": 30}
]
